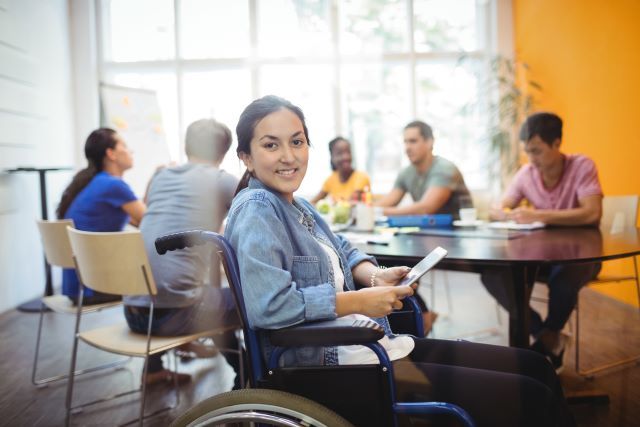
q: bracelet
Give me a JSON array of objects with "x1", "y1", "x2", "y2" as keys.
[{"x1": 370, "y1": 266, "x2": 386, "y2": 287}]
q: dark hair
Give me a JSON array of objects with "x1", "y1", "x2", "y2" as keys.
[
  {"x1": 185, "y1": 118, "x2": 232, "y2": 163},
  {"x1": 519, "y1": 112, "x2": 563, "y2": 146},
  {"x1": 328, "y1": 136, "x2": 349, "y2": 171},
  {"x1": 56, "y1": 128, "x2": 118, "y2": 218},
  {"x1": 234, "y1": 95, "x2": 310, "y2": 195},
  {"x1": 404, "y1": 120, "x2": 434, "y2": 140}
]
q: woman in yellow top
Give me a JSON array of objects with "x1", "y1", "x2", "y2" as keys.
[{"x1": 311, "y1": 136, "x2": 371, "y2": 204}]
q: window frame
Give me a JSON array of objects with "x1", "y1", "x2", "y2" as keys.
[{"x1": 94, "y1": 0, "x2": 513, "y2": 193}]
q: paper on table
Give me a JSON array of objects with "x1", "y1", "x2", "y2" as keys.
[
  {"x1": 338, "y1": 231, "x2": 394, "y2": 245},
  {"x1": 488, "y1": 221, "x2": 545, "y2": 230}
]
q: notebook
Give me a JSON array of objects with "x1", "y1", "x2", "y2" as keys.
[{"x1": 488, "y1": 221, "x2": 545, "y2": 230}]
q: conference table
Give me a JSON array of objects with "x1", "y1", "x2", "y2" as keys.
[{"x1": 348, "y1": 225, "x2": 640, "y2": 348}]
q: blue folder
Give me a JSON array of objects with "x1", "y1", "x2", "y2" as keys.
[{"x1": 386, "y1": 214, "x2": 453, "y2": 228}]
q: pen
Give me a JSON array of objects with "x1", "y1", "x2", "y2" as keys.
[{"x1": 367, "y1": 240, "x2": 389, "y2": 246}]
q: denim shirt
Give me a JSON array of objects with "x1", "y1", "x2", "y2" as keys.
[{"x1": 224, "y1": 177, "x2": 378, "y2": 367}]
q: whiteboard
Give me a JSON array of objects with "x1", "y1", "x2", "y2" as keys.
[{"x1": 100, "y1": 84, "x2": 171, "y2": 197}]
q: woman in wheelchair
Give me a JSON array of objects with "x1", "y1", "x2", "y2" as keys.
[{"x1": 224, "y1": 95, "x2": 574, "y2": 426}]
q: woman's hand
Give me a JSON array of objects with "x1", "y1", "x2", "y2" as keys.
[
  {"x1": 374, "y1": 266, "x2": 411, "y2": 287},
  {"x1": 353, "y1": 285, "x2": 415, "y2": 318}
]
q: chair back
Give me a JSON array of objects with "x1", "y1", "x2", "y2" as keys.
[
  {"x1": 601, "y1": 195, "x2": 639, "y2": 232},
  {"x1": 67, "y1": 227, "x2": 157, "y2": 297},
  {"x1": 36, "y1": 219, "x2": 75, "y2": 268}
]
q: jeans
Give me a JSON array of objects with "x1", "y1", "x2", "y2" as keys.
[{"x1": 481, "y1": 263, "x2": 601, "y2": 335}]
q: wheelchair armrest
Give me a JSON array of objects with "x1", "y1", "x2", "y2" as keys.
[{"x1": 269, "y1": 318, "x2": 384, "y2": 347}]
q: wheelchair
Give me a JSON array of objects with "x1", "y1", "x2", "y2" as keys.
[{"x1": 156, "y1": 230, "x2": 475, "y2": 427}]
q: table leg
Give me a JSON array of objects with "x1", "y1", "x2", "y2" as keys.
[
  {"x1": 17, "y1": 170, "x2": 53, "y2": 312},
  {"x1": 508, "y1": 265, "x2": 537, "y2": 348}
]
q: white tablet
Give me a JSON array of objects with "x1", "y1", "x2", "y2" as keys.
[{"x1": 397, "y1": 246, "x2": 448, "y2": 287}]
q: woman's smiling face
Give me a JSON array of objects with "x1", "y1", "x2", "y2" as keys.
[{"x1": 241, "y1": 108, "x2": 309, "y2": 202}]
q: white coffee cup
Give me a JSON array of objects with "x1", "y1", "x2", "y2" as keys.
[
  {"x1": 459, "y1": 208, "x2": 477, "y2": 223},
  {"x1": 355, "y1": 203, "x2": 375, "y2": 231}
]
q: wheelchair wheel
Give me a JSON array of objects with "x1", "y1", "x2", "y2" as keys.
[{"x1": 171, "y1": 388, "x2": 354, "y2": 427}]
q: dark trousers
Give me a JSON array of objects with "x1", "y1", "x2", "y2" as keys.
[
  {"x1": 393, "y1": 338, "x2": 574, "y2": 426},
  {"x1": 124, "y1": 287, "x2": 246, "y2": 389},
  {"x1": 481, "y1": 263, "x2": 601, "y2": 335},
  {"x1": 69, "y1": 290, "x2": 120, "y2": 306}
]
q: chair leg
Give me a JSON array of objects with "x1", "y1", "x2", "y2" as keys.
[
  {"x1": 172, "y1": 351, "x2": 181, "y2": 407},
  {"x1": 439, "y1": 272, "x2": 502, "y2": 342},
  {"x1": 238, "y1": 339, "x2": 245, "y2": 389},
  {"x1": 427, "y1": 271, "x2": 436, "y2": 312},
  {"x1": 32, "y1": 304, "x2": 130, "y2": 386},
  {"x1": 118, "y1": 352, "x2": 181, "y2": 427},
  {"x1": 31, "y1": 301, "x2": 46, "y2": 386},
  {"x1": 138, "y1": 354, "x2": 150, "y2": 427},
  {"x1": 576, "y1": 257, "x2": 640, "y2": 377},
  {"x1": 443, "y1": 271, "x2": 453, "y2": 314},
  {"x1": 575, "y1": 296, "x2": 582, "y2": 375},
  {"x1": 65, "y1": 315, "x2": 83, "y2": 426},
  {"x1": 634, "y1": 256, "x2": 640, "y2": 310}
]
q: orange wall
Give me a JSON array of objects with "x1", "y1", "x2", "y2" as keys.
[
  {"x1": 514, "y1": 0, "x2": 640, "y2": 306},
  {"x1": 514, "y1": 0, "x2": 640, "y2": 198}
]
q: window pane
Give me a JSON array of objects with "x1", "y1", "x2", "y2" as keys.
[
  {"x1": 259, "y1": 64, "x2": 335, "y2": 197},
  {"x1": 414, "y1": 0, "x2": 480, "y2": 52},
  {"x1": 180, "y1": 0, "x2": 250, "y2": 59},
  {"x1": 415, "y1": 60, "x2": 488, "y2": 189},
  {"x1": 104, "y1": 72, "x2": 180, "y2": 161},
  {"x1": 339, "y1": 0, "x2": 409, "y2": 55},
  {"x1": 257, "y1": 0, "x2": 332, "y2": 58},
  {"x1": 181, "y1": 69, "x2": 252, "y2": 175},
  {"x1": 341, "y1": 63, "x2": 411, "y2": 193},
  {"x1": 105, "y1": 0, "x2": 175, "y2": 62}
]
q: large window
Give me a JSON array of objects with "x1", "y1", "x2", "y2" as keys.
[{"x1": 98, "y1": 0, "x2": 495, "y2": 196}]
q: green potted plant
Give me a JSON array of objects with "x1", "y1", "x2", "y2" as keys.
[
  {"x1": 460, "y1": 54, "x2": 543, "y2": 194},
  {"x1": 485, "y1": 55, "x2": 543, "y2": 192}
]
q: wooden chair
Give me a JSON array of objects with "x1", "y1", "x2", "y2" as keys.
[
  {"x1": 64, "y1": 228, "x2": 236, "y2": 427},
  {"x1": 575, "y1": 194, "x2": 640, "y2": 377},
  {"x1": 32, "y1": 219, "x2": 125, "y2": 386}
]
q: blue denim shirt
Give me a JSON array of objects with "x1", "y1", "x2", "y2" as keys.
[{"x1": 224, "y1": 177, "x2": 378, "y2": 367}]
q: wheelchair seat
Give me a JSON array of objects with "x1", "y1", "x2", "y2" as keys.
[{"x1": 156, "y1": 230, "x2": 474, "y2": 427}]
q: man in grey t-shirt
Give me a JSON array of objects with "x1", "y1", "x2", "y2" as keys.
[
  {"x1": 123, "y1": 118, "x2": 243, "y2": 388},
  {"x1": 375, "y1": 120, "x2": 471, "y2": 334},
  {"x1": 375, "y1": 120, "x2": 471, "y2": 218}
]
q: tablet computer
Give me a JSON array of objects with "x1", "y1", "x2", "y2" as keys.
[{"x1": 397, "y1": 246, "x2": 448, "y2": 287}]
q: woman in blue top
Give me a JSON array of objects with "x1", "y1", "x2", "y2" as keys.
[
  {"x1": 57, "y1": 128, "x2": 146, "y2": 305},
  {"x1": 224, "y1": 95, "x2": 574, "y2": 427}
]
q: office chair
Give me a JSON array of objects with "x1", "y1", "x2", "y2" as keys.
[
  {"x1": 157, "y1": 230, "x2": 475, "y2": 427},
  {"x1": 32, "y1": 219, "x2": 125, "y2": 386},
  {"x1": 64, "y1": 228, "x2": 238, "y2": 427},
  {"x1": 575, "y1": 194, "x2": 640, "y2": 377}
]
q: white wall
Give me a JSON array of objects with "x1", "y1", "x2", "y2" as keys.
[{"x1": 0, "y1": 0, "x2": 77, "y2": 312}]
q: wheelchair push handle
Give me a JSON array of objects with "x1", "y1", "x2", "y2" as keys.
[{"x1": 155, "y1": 230, "x2": 209, "y2": 255}]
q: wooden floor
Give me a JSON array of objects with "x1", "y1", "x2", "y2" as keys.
[{"x1": 0, "y1": 271, "x2": 638, "y2": 426}]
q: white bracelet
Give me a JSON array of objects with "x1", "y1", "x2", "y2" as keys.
[{"x1": 370, "y1": 266, "x2": 386, "y2": 287}]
